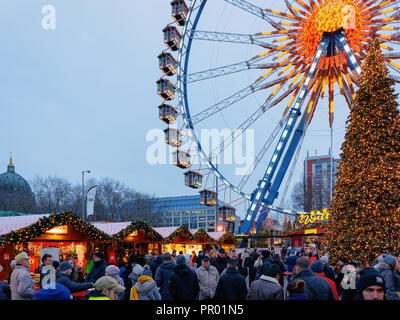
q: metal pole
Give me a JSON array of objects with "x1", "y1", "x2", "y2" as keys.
[
  {"x1": 82, "y1": 171, "x2": 85, "y2": 221},
  {"x1": 215, "y1": 158, "x2": 219, "y2": 232},
  {"x1": 82, "y1": 170, "x2": 91, "y2": 222}
]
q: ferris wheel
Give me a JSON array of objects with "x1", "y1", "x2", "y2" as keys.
[{"x1": 157, "y1": 0, "x2": 400, "y2": 236}]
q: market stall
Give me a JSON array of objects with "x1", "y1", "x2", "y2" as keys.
[
  {"x1": 93, "y1": 221, "x2": 164, "y2": 265},
  {"x1": 0, "y1": 211, "x2": 111, "y2": 282},
  {"x1": 161, "y1": 226, "x2": 203, "y2": 254},
  {"x1": 191, "y1": 229, "x2": 217, "y2": 253}
]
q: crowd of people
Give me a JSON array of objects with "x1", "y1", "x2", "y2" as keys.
[{"x1": 1, "y1": 246, "x2": 399, "y2": 300}]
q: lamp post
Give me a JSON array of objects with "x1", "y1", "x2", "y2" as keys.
[{"x1": 82, "y1": 170, "x2": 91, "y2": 221}]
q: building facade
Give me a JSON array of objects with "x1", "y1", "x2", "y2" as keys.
[
  {"x1": 304, "y1": 152, "x2": 339, "y2": 211},
  {"x1": 121, "y1": 195, "x2": 236, "y2": 232}
]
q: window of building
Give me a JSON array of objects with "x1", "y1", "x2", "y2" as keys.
[
  {"x1": 199, "y1": 223, "x2": 206, "y2": 228},
  {"x1": 182, "y1": 217, "x2": 188, "y2": 224},
  {"x1": 182, "y1": 224, "x2": 189, "y2": 228},
  {"x1": 190, "y1": 217, "x2": 197, "y2": 223},
  {"x1": 174, "y1": 212, "x2": 180, "y2": 217},
  {"x1": 208, "y1": 222, "x2": 214, "y2": 227},
  {"x1": 165, "y1": 218, "x2": 172, "y2": 224},
  {"x1": 181, "y1": 211, "x2": 188, "y2": 217},
  {"x1": 174, "y1": 218, "x2": 180, "y2": 224},
  {"x1": 207, "y1": 228, "x2": 214, "y2": 232},
  {"x1": 199, "y1": 216, "x2": 206, "y2": 221},
  {"x1": 190, "y1": 223, "x2": 197, "y2": 229},
  {"x1": 208, "y1": 216, "x2": 215, "y2": 221},
  {"x1": 165, "y1": 212, "x2": 172, "y2": 217}
]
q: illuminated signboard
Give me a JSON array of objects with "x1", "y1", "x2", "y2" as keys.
[
  {"x1": 298, "y1": 208, "x2": 329, "y2": 225},
  {"x1": 46, "y1": 225, "x2": 68, "y2": 234}
]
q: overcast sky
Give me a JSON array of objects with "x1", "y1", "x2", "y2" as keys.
[{"x1": 1, "y1": 0, "x2": 398, "y2": 218}]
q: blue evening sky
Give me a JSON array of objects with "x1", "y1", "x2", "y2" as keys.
[{"x1": 0, "y1": 0, "x2": 398, "y2": 218}]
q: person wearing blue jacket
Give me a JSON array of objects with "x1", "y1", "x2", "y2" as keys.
[{"x1": 154, "y1": 252, "x2": 176, "y2": 300}]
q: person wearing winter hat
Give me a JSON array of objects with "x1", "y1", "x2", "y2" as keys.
[
  {"x1": 56, "y1": 261, "x2": 93, "y2": 294},
  {"x1": 319, "y1": 255, "x2": 336, "y2": 281},
  {"x1": 169, "y1": 254, "x2": 199, "y2": 300},
  {"x1": 10, "y1": 252, "x2": 35, "y2": 300},
  {"x1": 105, "y1": 265, "x2": 124, "y2": 286},
  {"x1": 196, "y1": 256, "x2": 219, "y2": 300},
  {"x1": 311, "y1": 260, "x2": 339, "y2": 300},
  {"x1": 86, "y1": 276, "x2": 125, "y2": 300},
  {"x1": 154, "y1": 252, "x2": 176, "y2": 300},
  {"x1": 357, "y1": 269, "x2": 386, "y2": 300},
  {"x1": 211, "y1": 248, "x2": 227, "y2": 276},
  {"x1": 87, "y1": 251, "x2": 108, "y2": 283},
  {"x1": 135, "y1": 265, "x2": 161, "y2": 300},
  {"x1": 34, "y1": 282, "x2": 73, "y2": 300},
  {"x1": 374, "y1": 254, "x2": 400, "y2": 300},
  {"x1": 122, "y1": 264, "x2": 144, "y2": 300}
]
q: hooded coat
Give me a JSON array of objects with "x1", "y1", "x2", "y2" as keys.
[
  {"x1": 195, "y1": 265, "x2": 219, "y2": 300},
  {"x1": 135, "y1": 275, "x2": 161, "y2": 300},
  {"x1": 169, "y1": 263, "x2": 200, "y2": 300},
  {"x1": 374, "y1": 262, "x2": 400, "y2": 300},
  {"x1": 154, "y1": 260, "x2": 176, "y2": 300}
]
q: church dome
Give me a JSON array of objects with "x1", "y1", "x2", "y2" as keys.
[{"x1": 0, "y1": 157, "x2": 32, "y2": 195}]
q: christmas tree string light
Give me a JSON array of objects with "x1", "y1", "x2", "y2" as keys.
[{"x1": 324, "y1": 34, "x2": 400, "y2": 267}]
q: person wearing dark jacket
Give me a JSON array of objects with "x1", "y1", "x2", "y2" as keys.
[
  {"x1": 169, "y1": 255, "x2": 200, "y2": 300},
  {"x1": 211, "y1": 249, "x2": 227, "y2": 275},
  {"x1": 285, "y1": 250, "x2": 298, "y2": 275},
  {"x1": 245, "y1": 251, "x2": 259, "y2": 286},
  {"x1": 149, "y1": 255, "x2": 163, "y2": 278},
  {"x1": 214, "y1": 259, "x2": 247, "y2": 300},
  {"x1": 56, "y1": 262, "x2": 93, "y2": 293},
  {"x1": 320, "y1": 255, "x2": 336, "y2": 282},
  {"x1": 272, "y1": 254, "x2": 286, "y2": 287},
  {"x1": 290, "y1": 257, "x2": 336, "y2": 300},
  {"x1": 195, "y1": 251, "x2": 204, "y2": 268},
  {"x1": 154, "y1": 252, "x2": 176, "y2": 300},
  {"x1": 87, "y1": 252, "x2": 108, "y2": 284}
]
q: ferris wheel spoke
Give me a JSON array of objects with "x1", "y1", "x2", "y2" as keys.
[
  {"x1": 190, "y1": 30, "x2": 277, "y2": 49},
  {"x1": 185, "y1": 56, "x2": 272, "y2": 84},
  {"x1": 237, "y1": 112, "x2": 290, "y2": 191},
  {"x1": 191, "y1": 69, "x2": 281, "y2": 125},
  {"x1": 208, "y1": 77, "x2": 299, "y2": 163},
  {"x1": 224, "y1": 0, "x2": 284, "y2": 30}
]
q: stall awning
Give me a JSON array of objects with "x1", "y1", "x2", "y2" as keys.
[
  {"x1": 92, "y1": 222, "x2": 131, "y2": 236},
  {"x1": 0, "y1": 214, "x2": 50, "y2": 236}
]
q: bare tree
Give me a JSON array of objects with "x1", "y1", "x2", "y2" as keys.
[{"x1": 30, "y1": 175, "x2": 75, "y2": 213}]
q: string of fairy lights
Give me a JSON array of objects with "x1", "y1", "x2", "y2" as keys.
[{"x1": 324, "y1": 35, "x2": 400, "y2": 267}]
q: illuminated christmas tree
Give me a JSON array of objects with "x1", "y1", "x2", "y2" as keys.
[{"x1": 324, "y1": 35, "x2": 400, "y2": 267}]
